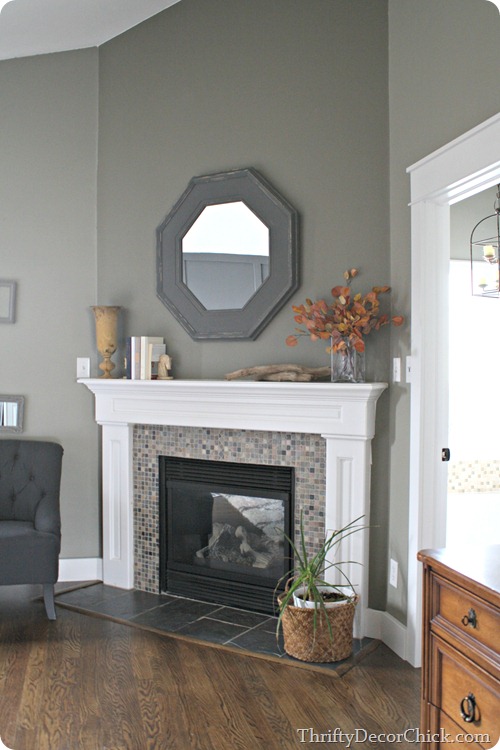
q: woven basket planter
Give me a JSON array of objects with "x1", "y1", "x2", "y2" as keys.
[{"x1": 278, "y1": 593, "x2": 358, "y2": 663}]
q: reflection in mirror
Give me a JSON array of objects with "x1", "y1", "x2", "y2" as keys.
[
  {"x1": 0, "y1": 395, "x2": 24, "y2": 432},
  {"x1": 182, "y1": 201, "x2": 270, "y2": 310}
]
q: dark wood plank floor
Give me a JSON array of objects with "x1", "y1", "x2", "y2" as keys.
[{"x1": 0, "y1": 585, "x2": 421, "y2": 750}]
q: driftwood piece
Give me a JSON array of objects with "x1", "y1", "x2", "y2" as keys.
[{"x1": 225, "y1": 364, "x2": 331, "y2": 382}]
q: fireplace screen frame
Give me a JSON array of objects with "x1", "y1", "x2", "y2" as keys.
[{"x1": 159, "y1": 456, "x2": 294, "y2": 614}]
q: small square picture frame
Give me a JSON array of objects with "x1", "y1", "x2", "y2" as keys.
[{"x1": 0, "y1": 281, "x2": 16, "y2": 323}]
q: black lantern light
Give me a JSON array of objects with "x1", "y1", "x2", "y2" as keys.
[{"x1": 470, "y1": 185, "x2": 500, "y2": 297}]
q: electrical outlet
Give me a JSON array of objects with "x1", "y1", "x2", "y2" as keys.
[
  {"x1": 389, "y1": 558, "x2": 398, "y2": 588},
  {"x1": 77, "y1": 357, "x2": 90, "y2": 379},
  {"x1": 392, "y1": 357, "x2": 401, "y2": 383}
]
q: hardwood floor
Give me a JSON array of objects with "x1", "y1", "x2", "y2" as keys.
[{"x1": 0, "y1": 585, "x2": 421, "y2": 750}]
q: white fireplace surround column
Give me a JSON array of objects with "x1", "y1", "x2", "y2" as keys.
[{"x1": 81, "y1": 379, "x2": 387, "y2": 637}]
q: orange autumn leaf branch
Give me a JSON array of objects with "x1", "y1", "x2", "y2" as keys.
[{"x1": 286, "y1": 268, "x2": 404, "y2": 354}]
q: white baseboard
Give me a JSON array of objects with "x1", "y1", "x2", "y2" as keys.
[
  {"x1": 364, "y1": 607, "x2": 408, "y2": 662},
  {"x1": 59, "y1": 557, "x2": 103, "y2": 582}
]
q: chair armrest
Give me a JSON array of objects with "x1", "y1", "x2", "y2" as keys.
[{"x1": 34, "y1": 492, "x2": 61, "y2": 537}]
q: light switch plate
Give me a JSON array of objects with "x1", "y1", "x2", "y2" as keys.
[
  {"x1": 392, "y1": 357, "x2": 401, "y2": 383},
  {"x1": 77, "y1": 357, "x2": 90, "y2": 379},
  {"x1": 405, "y1": 356, "x2": 412, "y2": 383}
]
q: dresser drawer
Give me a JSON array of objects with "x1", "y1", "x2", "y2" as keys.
[
  {"x1": 438, "y1": 709, "x2": 495, "y2": 749},
  {"x1": 432, "y1": 575, "x2": 500, "y2": 656},
  {"x1": 430, "y1": 635, "x2": 500, "y2": 742},
  {"x1": 423, "y1": 704, "x2": 497, "y2": 749}
]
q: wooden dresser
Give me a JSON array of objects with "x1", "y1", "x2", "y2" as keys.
[{"x1": 418, "y1": 546, "x2": 500, "y2": 749}]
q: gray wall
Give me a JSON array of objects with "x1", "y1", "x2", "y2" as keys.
[
  {"x1": 0, "y1": 49, "x2": 100, "y2": 558},
  {"x1": 387, "y1": 0, "x2": 500, "y2": 621},
  {"x1": 97, "y1": 0, "x2": 391, "y2": 607},
  {"x1": 97, "y1": 0, "x2": 391, "y2": 378}
]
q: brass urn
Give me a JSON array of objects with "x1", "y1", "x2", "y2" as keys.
[{"x1": 91, "y1": 306, "x2": 121, "y2": 378}]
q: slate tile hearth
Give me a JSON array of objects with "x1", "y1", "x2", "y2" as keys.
[{"x1": 55, "y1": 583, "x2": 378, "y2": 675}]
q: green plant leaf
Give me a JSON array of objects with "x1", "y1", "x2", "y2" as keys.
[{"x1": 275, "y1": 513, "x2": 369, "y2": 645}]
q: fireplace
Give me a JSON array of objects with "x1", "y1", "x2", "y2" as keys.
[
  {"x1": 79, "y1": 378, "x2": 387, "y2": 638},
  {"x1": 159, "y1": 456, "x2": 294, "y2": 614}
]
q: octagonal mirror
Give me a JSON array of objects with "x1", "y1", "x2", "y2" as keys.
[{"x1": 156, "y1": 168, "x2": 299, "y2": 340}]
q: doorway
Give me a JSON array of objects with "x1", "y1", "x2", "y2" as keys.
[
  {"x1": 447, "y1": 256, "x2": 500, "y2": 549},
  {"x1": 406, "y1": 112, "x2": 500, "y2": 667}
]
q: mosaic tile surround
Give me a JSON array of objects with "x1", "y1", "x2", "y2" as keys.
[{"x1": 133, "y1": 425, "x2": 326, "y2": 593}]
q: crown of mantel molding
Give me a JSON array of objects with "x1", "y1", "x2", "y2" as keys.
[{"x1": 79, "y1": 378, "x2": 388, "y2": 438}]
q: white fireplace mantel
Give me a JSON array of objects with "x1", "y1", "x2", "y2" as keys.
[{"x1": 80, "y1": 378, "x2": 387, "y2": 636}]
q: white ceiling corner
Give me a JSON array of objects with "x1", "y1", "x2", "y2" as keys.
[{"x1": 0, "y1": 0, "x2": 181, "y2": 62}]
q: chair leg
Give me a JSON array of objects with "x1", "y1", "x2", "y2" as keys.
[{"x1": 43, "y1": 584, "x2": 56, "y2": 620}]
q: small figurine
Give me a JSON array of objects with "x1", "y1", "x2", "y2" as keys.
[{"x1": 157, "y1": 353, "x2": 173, "y2": 380}]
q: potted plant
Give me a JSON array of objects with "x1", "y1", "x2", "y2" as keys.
[
  {"x1": 285, "y1": 267, "x2": 404, "y2": 382},
  {"x1": 275, "y1": 512, "x2": 367, "y2": 663}
]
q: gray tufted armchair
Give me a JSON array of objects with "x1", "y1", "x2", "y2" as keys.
[{"x1": 0, "y1": 439, "x2": 63, "y2": 619}]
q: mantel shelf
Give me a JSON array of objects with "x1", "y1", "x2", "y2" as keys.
[{"x1": 79, "y1": 378, "x2": 388, "y2": 438}]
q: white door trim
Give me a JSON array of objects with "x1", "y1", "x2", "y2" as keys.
[{"x1": 406, "y1": 112, "x2": 500, "y2": 667}]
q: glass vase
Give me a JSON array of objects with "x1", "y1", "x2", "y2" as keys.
[{"x1": 330, "y1": 340, "x2": 365, "y2": 383}]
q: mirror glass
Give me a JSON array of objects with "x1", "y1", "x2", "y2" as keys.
[
  {"x1": 182, "y1": 201, "x2": 270, "y2": 310},
  {"x1": 0, "y1": 395, "x2": 24, "y2": 432},
  {"x1": 157, "y1": 168, "x2": 299, "y2": 340}
]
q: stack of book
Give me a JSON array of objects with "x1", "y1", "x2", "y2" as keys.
[{"x1": 126, "y1": 336, "x2": 166, "y2": 379}]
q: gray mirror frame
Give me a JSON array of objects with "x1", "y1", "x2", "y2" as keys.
[
  {"x1": 0, "y1": 395, "x2": 24, "y2": 432},
  {"x1": 156, "y1": 168, "x2": 299, "y2": 340}
]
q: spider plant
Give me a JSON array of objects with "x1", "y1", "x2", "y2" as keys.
[{"x1": 275, "y1": 512, "x2": 367, "y2": 641}]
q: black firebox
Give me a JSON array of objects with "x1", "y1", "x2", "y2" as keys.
[{"x1": 159, "y1": 456, "x2": 294, "y2": 614}]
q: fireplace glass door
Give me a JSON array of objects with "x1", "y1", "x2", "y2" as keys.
[{"x1": 159, "y1": 457, "x2": 294, "y2": 614}]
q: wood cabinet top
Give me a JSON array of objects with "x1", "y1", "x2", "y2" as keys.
[{"x1": 418, "y1": 545, "x2": 500, "y2": 604}]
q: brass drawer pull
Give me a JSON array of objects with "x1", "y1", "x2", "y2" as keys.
[
  {"x1": 461, "y1": 608, "x2": 477, "y2": 628},
  {"x1": 460, "y1": 693, "x2": 477, "y2": 723}
]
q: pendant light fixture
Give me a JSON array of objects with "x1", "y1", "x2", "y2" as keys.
[{"x1": 470, "y1": 185, "x2": 500, "y2": 297}]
